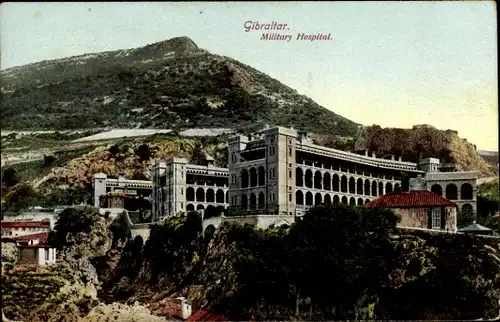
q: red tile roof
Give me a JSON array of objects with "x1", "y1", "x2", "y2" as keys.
[
  {"x1": 13, "y1": 232, "x2": 49, "y2": 245},
  {"x1": 1, "y1": 221, "x2": 50, "y2": 229},
  {"x1": 365, "y1": 190, "x2": 457, "y2": 208},
  {"x1": 186, "y1": 309, "x2": 229, "y2": 322}
]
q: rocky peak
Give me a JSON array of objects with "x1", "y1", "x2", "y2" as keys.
[{"x1": 133, "y1": 36, "x2": 200, "y2": 58}]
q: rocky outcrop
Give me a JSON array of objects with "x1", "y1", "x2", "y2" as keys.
[
  {"x1": 79, "y1": 302, "x2": 169, "y2": 322},
  {"x1": 355, "y1": 125, "x2": 497, "y2": 177},
  {"x1": 36, "y1": 139, "x2": 195, "y2": 190}
]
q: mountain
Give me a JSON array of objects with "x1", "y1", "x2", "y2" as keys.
[
  {"x1": 0, "y1": 36, "x2": 360, "y2": 137},
  {"x1": 355, "y1": 124, "x2": 498, "y2": 177}
]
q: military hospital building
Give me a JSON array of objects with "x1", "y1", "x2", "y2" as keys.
[{"x1": 150, "y1": 126, "x2": 477, "y2": 220}]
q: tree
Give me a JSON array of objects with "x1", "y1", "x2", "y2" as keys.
[
  {"x1": 108, "y1": 144, "x2": 120, "y2": 155},
  {"x1": 2, "y1": 167, "x2": 20, "y2": 187},
  {"x1": 134, "y1": 144, "x2": 151, "y2": 162},
  {"x1": 458, "y1": 209, "x2": 475, "y2": 228},
  {"x1": 285, "y1": 204, "x2": 399, "y2": 320},
  {"x1": 43, "y1": 155, "x2": 56, "y2": 167},
  {"x1": 3, "y1": 184, "x2": 44, "y2": 212},
  {"x1": 48, "y1": 206, "x2": 101, "y2": 250}
]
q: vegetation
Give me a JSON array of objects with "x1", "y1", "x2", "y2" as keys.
[{"x1": 97, "y1": 204, "x2": 500, "y2": 321}]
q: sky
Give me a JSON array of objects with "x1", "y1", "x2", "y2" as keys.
[{"x1": 0, "y1": 2, "x2": 498, "y2": 150}]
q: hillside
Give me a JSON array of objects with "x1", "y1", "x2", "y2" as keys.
[
  {"x1": 0, "y1": 36, "x2": 360, "y2": 137},
  {"x1": 478, "y1": 150, "x2": 499, "y2": 169},
  {"x1": 355, "y1": 124, "x2": 498, "y2": 177}
]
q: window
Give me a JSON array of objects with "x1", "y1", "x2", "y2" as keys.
[
  {"x1": 289, "y1": 194, "x2": 292, "y2": 201},
  {"x1": 181, "y1": 203, "x2": 183, "y2": 209},
  {"x1": 45, "y1": 249, "x2": 50, "y2": 261},
  {"x1": 289, "y1": 147, "x2": 292, "y2": 156},
  {"x1": 181, "y1": 189, "x2": 183, "y2": 195},
  {"x1": 289, "y1": 170, "x2": 292, "y2": 178},
  {"x1": 431, "y1": 208, "x2": 441, "y2": 229}
]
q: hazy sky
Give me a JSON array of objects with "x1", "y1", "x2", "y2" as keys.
[{"x1": 1, "y1": 2, "x2": 498, "y2": 150}]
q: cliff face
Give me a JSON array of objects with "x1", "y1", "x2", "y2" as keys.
[{"x1": 355, "y1": 125, "x2": 497, "y2": 177}]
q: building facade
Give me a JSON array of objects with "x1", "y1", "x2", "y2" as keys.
[
  {"x1": 420, "y1": 157, "x2": 478, "y2": 215},
  {"x1": 227, "y1": 127, "x2": 478, "y2": 217},
  {"x1": 228, "y1": 127, "x2": 429, "y2": 217},
  {"x1": 365, "y1": 175, "x2": 458, "y2": 232},
  {"x1": 13, "y1": 233, "x2": 57, "y2": 266},
  {"x1": 152, "y1": 157, "x2": 229, "y2": 221},
  {"x1": 1, "y1": 221, "x2": 51, "y2": 238},
  {"x1": 92, "y1": 173, "x2": 152, "y2": 208}
]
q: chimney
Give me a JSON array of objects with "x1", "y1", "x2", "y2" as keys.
[
  {"x1": 398, "y1": 156, "x2": 402, "y2": 161},
  {"x1": 372, "y1": 152, "x2": 376, "y2": 158},
  {"x1": 365, "y1": 149, "x2": 368, "y2": 156},
  {"x1": 391, "y1": 155, "x2": 395, "y2": 161}
]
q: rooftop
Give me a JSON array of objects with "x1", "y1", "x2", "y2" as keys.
[
  {"x1": 1, "y1": 221, "x2": 50, "y2": 229},
  {"x1": 458, "y1": 221, "x2": 492, "y2": 232},
  {"x1": 186, "y1": 309, "x2": 228, "y2": 322},
  {"x1": 365, "y1": 190, "x2": 456, "y2": 208}
]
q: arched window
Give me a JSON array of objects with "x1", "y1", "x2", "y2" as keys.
[
  {"x1": 357, "y1": 178, "x2": 363, "y2": 195},
  {"x1": 332, "y1": 174, "x2": 340, "y2": 192},
  {"x1": 296, "y1": 191, "x2": 304, "y2": 205},
  {"x1": 460, "y1": 183, "x2": 473, "y2": 200},
  {"x1": 431, "y1": 184, "x2": 442, "y2": 196},
  {"x1": 315, "y1": 193, "x2": 322, "y2": 205},
  {"x1": 306, "y1": 192, "x2": 313, "y2": 205},
  {"x1": 314, "y1": 171, "x2": 322, "y2": 190},
  {"x1": 371, "y1": 181, "x2": 377, "y2": 197},
  {"x1": 196, "y1": 188, "x2": 205, "y2": 202},
  {"x1": 305, "y1": 170, "x2": 313, "y2": 188},
  {"x1": 349, "y1": 178, "x2": 355, "y2": 194},
  {"x1": 186, "y1": 187, "x2": 195, "y2": 201},
  {"x1": 258, "y1": 192, "x2": 265, "y2": 208},
  {"x1": 461, "y1": 203, "x2": 473, "y2": 215},
  {"x1": 206, "y1": 189, "x2": 215, "y2": 203},
  {"x1": 241, "y1": 169, "x2": 249, "y2": 188},
  {"x1": 249, "y1": 168, "x2": 258, "y2": 187},
  {"x1": 323, "y1": 173, "x2": 331, "y2": 190},
  {"x1": 445, "y1": 184, "x2": 458, "y2": 200},
  {"x1": 364, "y1": 179, "x2": 371, "y2": 196},
  {"x1": 341, "y1": 176, "x2": 348, "y2": 193},
  {"x1": 216, "y1": 190, "x2": 224, "y2": 203}
]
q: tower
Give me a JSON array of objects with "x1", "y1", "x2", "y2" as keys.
[
  {"x1": 418, "y1": 157, "x2": 440, "y2": 173},
  {"x1": 228, "y1": 134, "x2": 249, "y2": 212},
  {"x1": 92, "y1": 173, "x2": 107, "y2": 207},
  {"x1": 152, "y1": 157, "x2": 188, "y2": 220},
  {"x1": 263, "y1": 127, "x2": 298, "y2": 215}
]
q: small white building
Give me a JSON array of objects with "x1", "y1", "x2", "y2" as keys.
[
  {"x1": 1, "y1": 220, "x2": 51, "y2": 237},
  {"x1": 14, "y1": 233, "x2": 57, "y2": 266}
]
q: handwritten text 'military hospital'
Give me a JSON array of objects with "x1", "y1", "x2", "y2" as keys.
[{"x1": 244, "y1": 21, "x2": 331, "y2": 42}]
